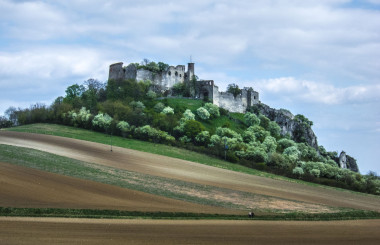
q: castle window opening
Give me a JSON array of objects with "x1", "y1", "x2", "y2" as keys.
[
  {"x1": 179, "y1": 74, "x2": 182, "y2": 77},
  {"x1": 175, "y1": 71, "x2": 178, "y2": 76},
  {"x1": 168, "y1": 71, "x2": 171, "y2": 76}
]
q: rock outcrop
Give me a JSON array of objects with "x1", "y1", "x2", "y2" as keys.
[
  {"x1": 338, "y1": 151, "x2": 359, "y2": 172},
  {"x1": 252, "y1": 103, "x2": 319, "y2": 149}
]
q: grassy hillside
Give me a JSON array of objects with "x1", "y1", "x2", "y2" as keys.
[{"x1": 4, "y1": 123, "x2": 378, "y2": 197}]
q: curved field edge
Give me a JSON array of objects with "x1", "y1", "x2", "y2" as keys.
[
  {"x1": 4, "y1": 123, "x2": 377, "y2": 197},
  {"x1": 0, "y1": 144, "x2": 343, "y2": 214},
  {"x1": 1, "y1": 207, "x2": 379, "y2": 221}
]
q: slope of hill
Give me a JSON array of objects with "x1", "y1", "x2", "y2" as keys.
[{"x1": 1, "y1": 130, "x2": 379, "y2": 215}]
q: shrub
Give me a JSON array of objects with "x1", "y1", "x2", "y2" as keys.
[
  {"x1": 183, "y1": 109, "x2": 195, "y2": 121},
  {"x1": 161, "y1": 106, "x2": 174, "y2": 115},
  {"x1": 283, "y1": 146, "x2": 300, "y2": 162},
  {"x1": 262, "y1": 136, "x2": 277, "y2": 153},
  {"x1": 244, "y1": 112, "x2": 260, "y2": 126},
  {"x1": 292, "y1": 167, "x2": 304, "y2": 178},
  {"x1": 92, "y1": 112, "x2": 113, "y2": 131},
  {"x1": 134, "y1": 125, "x2": 175, "y2": 143},
  {"x1": 183, "y1": 120, "x2": 205, "y2": 140},
  {"x1": 259, "y1": 114, "x2": 270, "y2": 129},
  {"x1": 195, "y1": 131, "x2": 210, "y2": 145},
  {"x1": 154, "y1": 102, "x2": 165, "y2": 113},
  {"x1": 236, "y1": 146, "x2": 268, "y2": 163},
  {"x1": 277, "y1": 138, "x2": 296, "y2": 152},
  {"x1": 129, "y1": 101, "x2": 145, "y2": 112},
  {"x1": 204, "y1": 103, "x2": 220, "y2": 118},
  {"x1": 77, "y1": 107, "x2": 91, "y2": 124},
  {"x1": 268, "y1": 121, "x2": 281, "y2": 138},
  {"x1": 310, "y1": 169, "x2": 321, "y2": 178},
  {"x1": 196, "y1": 107, "x2": 210, "y2": 120},
  {"x1": 146, "y1": 90, "x2": 157, "y2": 99},
  {"x1": 246, "y1": 125, "x2": 269, "y2": 143},
  {"x1": 179, "y1": 135, "x2": 191, "y2": 143},
  {"x1": 117, "y1": 121, "x2": 130, "y2": 136}
]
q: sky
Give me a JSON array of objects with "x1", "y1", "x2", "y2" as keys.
[{"x1": 0, "y1": 0, "x2": 379, "y2": 174}]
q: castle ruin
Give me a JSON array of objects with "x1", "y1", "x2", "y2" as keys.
[{"x1": 108, "y1": 61, "x2": 260, "y2": 113}]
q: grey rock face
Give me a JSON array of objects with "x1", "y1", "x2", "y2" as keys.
[
  {"x1": 254, "y1": 103, "x2": 319, "y2": 149},
  {"x1": 339, "y1": 151, "x2": 347, "y2": 169}
]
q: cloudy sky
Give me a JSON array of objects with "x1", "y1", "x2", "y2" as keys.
[{"x1": 0, "y1": 0, "x2": 379, "y2": 174}]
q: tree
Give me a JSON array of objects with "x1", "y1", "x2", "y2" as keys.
[
  {"x1": 227, "y1": 83, "x2": 242, "y2": 98},
  {"x1": 5, "y1": 106, "x2": 17, "y2": 125},
  {"x1": 158, "y1": 62, "x2": 169, "y2": 72},
  {"x1": 0, "y1": 116, "x2": 12, "y2": 128},
  {"x1": 204, "y1": 103, "x2": 220, "y2": 118},
  {"x1": 183, "y1": 120, "x2": 205, "y2": 140},
  {"x1": 244, "y1": 112, "x2": 260, "y2": 126},
  {"x1": 92, "y1": 112, "x2": 113, "y2": 132},
  {"x1": 161, "y1": 106, "x2": 174, "y2": 115},
  {"x1": 196, "y1": 107, "x2": 210, "y2": 120}
]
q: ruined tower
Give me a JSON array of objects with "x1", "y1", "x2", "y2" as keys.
[{"x1": 186, "y1": 63, "x2": 195, "y2": 81}]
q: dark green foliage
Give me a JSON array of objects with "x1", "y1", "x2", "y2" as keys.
[
  {"x1": 172, "y1": 82, "x2": 186, "y2": 96},
  {"x1": 0, "y1": 116, "x2": 13, "y2": 128},
  {"x1": 106, "y1": 79, "x2": 150, "y2": 101},
  {"x1": 294, "y1": 114, "x2": 313, "y2": 127},
  {"x1": 183, "y1": 120, "x2": 205, "y2": 140},
  {"x1": 259, "y1": 114, "x2": 270, "y2": 129},
  {"x1": 227, "y1": 83, "x2": 242, "y2": 98},
  {"x1": 152, "y1": 113, "x2": 179, "y2": 134}
]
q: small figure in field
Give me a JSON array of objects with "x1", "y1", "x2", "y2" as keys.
[{"x1": 248, "y1": 211, "x2": 255, "y2": 218}]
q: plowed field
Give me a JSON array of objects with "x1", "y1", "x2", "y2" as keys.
[
  {"x1": 1, "y1": 217, "x2": 380, "y2": 245},
  {"x1": 0, "y1": 162, "x2": 239, "y2": 214}
]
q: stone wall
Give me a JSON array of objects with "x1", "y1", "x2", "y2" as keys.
[{"x1": 217, "y1": 92, "x2": 247, "y2": 113}]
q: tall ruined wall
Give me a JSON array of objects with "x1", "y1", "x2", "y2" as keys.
[
  {"x1": 216, "y1": 92, "x2": 247, "y2": 113},
  {"x1": 109, "y1": 62, "x2": 125, "y2": 80},
  {"x1": 211, "y1": 88, "x2": 260, "y2": 114},
  {"x1": 108, "y1": 62, "x2": 186, "y2": 92}
]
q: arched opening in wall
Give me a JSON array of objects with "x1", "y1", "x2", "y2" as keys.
[
  {"x1": 175, "y1": 71, "x2": 178, "y2": 76},
  {"x1": 179, "y1": 74, "x2": 182, "y2": 77},
  {"x1": 203, "y1": 91, "x2": 209, "y2": 102},
  {"x1": 168, "y1": 71, "x2": 171, "y2": 76}
]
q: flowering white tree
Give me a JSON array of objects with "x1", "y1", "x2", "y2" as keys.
[
  {"x1": 77, "y1": 107, "x2": 91, "y2": 123},
  {"x1": 204, "y1": 103, "x2": 220, "y2": 118},
  {"x1": 161, "y1": 106, "x2": 174, "y2": 115},
  {"x1": 196, "y1": 107, "x2": 210, "y2": 120},
  {"x1": 92, "y1": 112, "x2": 113, "y2": 131}
]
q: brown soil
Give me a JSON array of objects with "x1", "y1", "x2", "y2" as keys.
[
  {"x1": 1, "y1": 131, "x2": 379, "y2": 212},
  {"x1": 0, "y1": 162, "x2": 240, "y2": 214},
  {"x1": 1, "y1": 217, "x2": 380, "y2": 245}
]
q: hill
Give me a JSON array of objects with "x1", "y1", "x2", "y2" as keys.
[{"x1": 1, "y1": 75, "x2": 378, "y2": 195}]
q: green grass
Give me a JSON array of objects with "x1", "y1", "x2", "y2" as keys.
[
  {"x1": 166, "y1": 97, "x2": 203, "y2": 111},
  {"x1": 202, "y1": 115, "x2": 246, "y2": 134},
  {"x1": 1, "y1": 207, "x2": 379, "y2": 221}
]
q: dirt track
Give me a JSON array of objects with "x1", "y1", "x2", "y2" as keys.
[
  {"x1": 1, "y1": 217, "x2": 380, "y2": 245},
  {"x1": 0, "y1": 162, "x2": 240, "y2": 214},
  {"x1": 0, "y1": 131, "x2": 379, "y2": 212}
]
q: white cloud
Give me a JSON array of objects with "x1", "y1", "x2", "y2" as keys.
[{"x1": 255, "y1": 77, "x2": 380, "y2": 105}]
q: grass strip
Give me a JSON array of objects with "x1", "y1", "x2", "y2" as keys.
[{"x1": 1, "y1": 207, "x2": 379, "y2": 221}]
